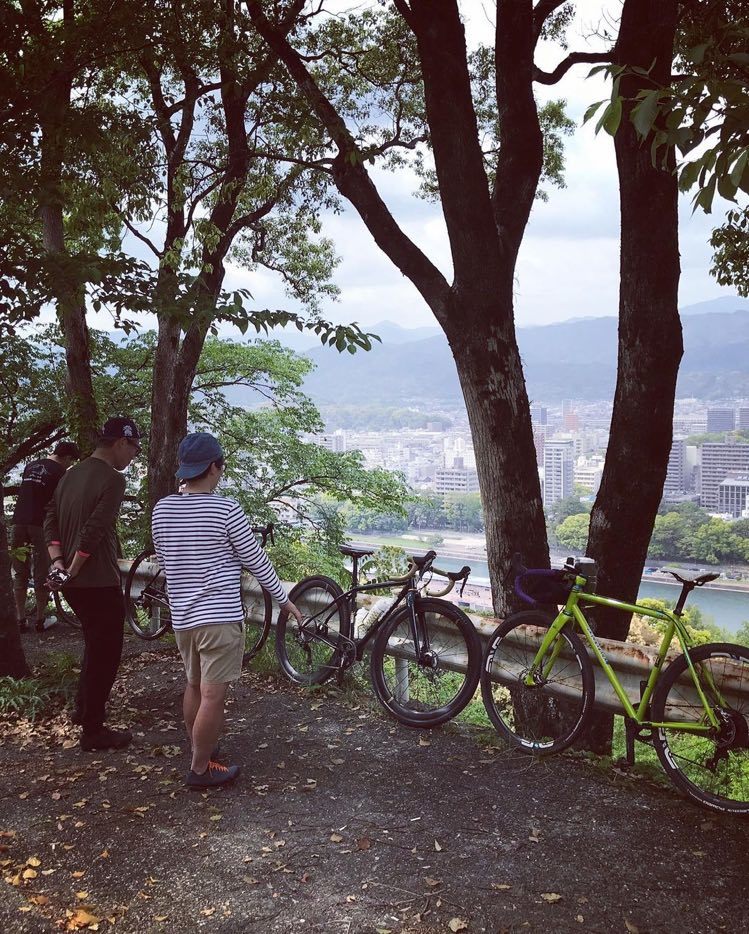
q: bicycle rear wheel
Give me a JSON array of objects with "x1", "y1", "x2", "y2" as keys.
[
  {"x1": 53, "y1": 590, "x2": 81, "y2": 629},
  {"x1": 480, "y1": 610, "x2": 594, "y2": 754},
  {"x1": 125, "y1": 549, "x2": 171, "y2": 640},
  {"x1": 275, "y1": 576, "x2": 351, "y2": 685},
  {"x1": 242, "y1": 577, "x2": 273, "y2": 666},
  {"x1": 370, "y1": 598, "x2": 482, "y2": 728},
  {"x1": 651, "y1": 642, "x2": 749, "y2": 813}
]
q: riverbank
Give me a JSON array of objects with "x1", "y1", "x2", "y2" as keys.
[{"x1": 349, "y1": 531, "x2": 749, "y2": 629}]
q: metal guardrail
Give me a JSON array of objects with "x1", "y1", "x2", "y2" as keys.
[{"x1": 120, "y1": 560, "x2": 749, "y2": 715}]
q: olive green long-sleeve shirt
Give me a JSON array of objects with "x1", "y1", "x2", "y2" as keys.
[{"x1": 44, "y1": 457, "x2": 126, "y2": 589}]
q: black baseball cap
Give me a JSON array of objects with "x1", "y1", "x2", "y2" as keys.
[
  {"x1": 100, "y1": 417, "x2": 141, "y2": 442},
  {"x1": 53, "y1": 441, "x2": 81, "y2": 458}
]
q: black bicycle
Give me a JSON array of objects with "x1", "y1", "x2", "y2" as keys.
[
  {"x1": 124, "y1": 523, "x2": 277, "y2": 666},
  {"x1": 275, "y1": 545, "x2": 482, "y2": 728}
]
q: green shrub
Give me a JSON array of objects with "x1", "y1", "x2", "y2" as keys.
[{"x1": 0, "y1": 652, "x2": 78, "y2": 720}]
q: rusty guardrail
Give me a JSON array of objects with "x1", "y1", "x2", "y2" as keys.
[{"x1": 120, "y1": 560, "x2": 749, "y2": 715}]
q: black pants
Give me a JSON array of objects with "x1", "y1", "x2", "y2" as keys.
[{"x1": 64, "y1": 587, "x2": 125, "y2": 734}]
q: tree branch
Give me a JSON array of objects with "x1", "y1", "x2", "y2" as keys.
[
  {"x1": 245, "y1": 0, "x2": 450, "y2": 320},
  {"x1": 534, "y1": 50, "x2": 613, "y2": 85}
]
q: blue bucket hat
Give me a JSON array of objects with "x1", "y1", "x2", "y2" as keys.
[{"x1": 176, "y1": 432, "x2": 224, "y2": 481}]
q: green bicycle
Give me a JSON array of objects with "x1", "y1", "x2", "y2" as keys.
[{"x1": 481, "y1": 555, "x2": 749, "y2": 813}]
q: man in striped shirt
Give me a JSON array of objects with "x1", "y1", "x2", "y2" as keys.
[{"x1": 152, "y1": 432, "x2": 302, "y2": 789}]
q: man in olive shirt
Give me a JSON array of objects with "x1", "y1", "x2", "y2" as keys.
[
  {"x1": 11, "y1": 441, "x2": 80, "y2": 632},
  {"x1": 45, "y1": 417, "x2": 141, "y2": 751}
]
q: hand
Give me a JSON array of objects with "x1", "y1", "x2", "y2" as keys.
[
  {"x1": 45, "y1": 566, "x2": 71, "y2": 591},
  {"x1": 284, "y1": 599, "x2": 304, "y2": 624}
]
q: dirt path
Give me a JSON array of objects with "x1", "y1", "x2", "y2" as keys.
[{"x1": 1, "y1": 629, "x2": 747, "y2": 933}]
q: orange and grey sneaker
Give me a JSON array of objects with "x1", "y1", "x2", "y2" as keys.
[{"x1": 186, "y1": 760, "x2": 240, "y2": 789}]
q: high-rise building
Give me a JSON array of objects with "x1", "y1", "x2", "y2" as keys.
[
  {"x1": 530, "y1": 404, "x2": 548, "y2": 426},
  {"x1": 543, "y1": 439, "x2": 574, "y2": 507},
  {"x1": 706, "y1": 408, "x2": 736, "y2": 433},
  {"x1": 717, "y1": 477, "x2": 749, "y2": 518},
  {"x1": 699, "y1": 443, "x2": 749, "y2": 509},
  {"x1": 664, "y1": 437, "x2": 687, "y2": 495},
  {"x1": 738, "y1": 407, "x2": 749, "y2": 430}
]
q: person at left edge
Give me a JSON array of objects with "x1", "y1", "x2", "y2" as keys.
[
  {"x1": 44, "y1": 417, "x2": 141, "y2": 752},
  {"x1": 11, "y1": 440, "x2": 80, "y2": 632}
]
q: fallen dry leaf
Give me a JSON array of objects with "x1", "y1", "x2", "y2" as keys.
[
  {"x1": 624, "y1": 921, "x2": 640, "y2": 934},
  {"x1": 448, "y1": 918, "x2": 469, "y2": 932},
  {"x1": 25, "y1": 856, "x2": 41, "y2": 867},
  {"x1": 356, "y1": 838, "x2": 372, "y2": 851},
  {"x1": 434, "y1": 839, "x2": 443, "y2": 852},
  {"x1": 425, "y1": 876, "x2": 441, "y2": 888},
  {"x1": 540, "y1": 893, "x2": 562, "y2": 903},
  {"x1": 329, "y1": 833, "x2": 344, "y2": 844},
  {"x1": 491, "y1": 883, "x2": 512, "y2": 891}
]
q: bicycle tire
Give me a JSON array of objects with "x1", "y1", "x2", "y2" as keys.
[
  {"x1": 480, "y1": 610, "x2": 594, "y2": 754},
  {"x1": 125, "y1": 549, "x2": 171, "y2": 640},
  {"x1": 369, "y1": 597, "x2": 482, "y2": 728},
  {"x1": 651, "y1": 642, "x2": 749, "y2": 814},
  {"x1": 53, "y1": 590, "x2": 81, "y2": 629},
  {"x1": 242, "y1": 579, "x2": 273, "y2": 666},
  {"x1": 275, "y1": 576, "x2": 351, "y2": 685}
]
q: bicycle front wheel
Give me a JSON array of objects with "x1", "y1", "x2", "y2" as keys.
[
  {"x1": 370, "y1": 598, "x2": 482, "y2": 728},
  {"x1": 275, "y1": 576, "x2": 351, "y2": 685},
  {"x1": 480, "y1": 610, "x2": 594, "y2": 754},
  {"x1": 53, "y1": 590, "x2": 81, "y2": 629},
  {"x1": 651, "y1": 642, "x2": 749, "y2": 814},
  {"x1": 242, "y1": 578, "x2": 273, "y2": 666},
  {"x1": 125, "y1": 549, "x2": 171, "y2": 640}
]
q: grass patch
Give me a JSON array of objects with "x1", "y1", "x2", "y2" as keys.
[{"x1": 0, "y1": 652, "x2": 78, "y2": 720}]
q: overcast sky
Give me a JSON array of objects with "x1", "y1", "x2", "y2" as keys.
[{"x1": 220, "y1": 0, "x2": 741, "y2": 332}]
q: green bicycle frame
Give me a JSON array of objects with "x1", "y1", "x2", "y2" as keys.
[{"x1": 526, "y1": 574, "x2": 722, "y2": 732}]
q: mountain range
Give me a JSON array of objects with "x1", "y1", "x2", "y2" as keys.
[{"x1": 287, "y1": 298, "x2": 749, "y2": 407}]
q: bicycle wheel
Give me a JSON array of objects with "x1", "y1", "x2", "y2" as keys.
[
  {"x1": 125, "y1": 549, "x2": 171, "y2": 640},
  {"x1": 242, "y1": 577, "x2": 273, "y2": 666},
  {"x1": 53, "y1": 590, "x2": 81, "y2": 629},
  {"x1": 651, "y1": 642, "x2": 749, "y2": 814},
  {"x1": 480, "y1": 610, "x2": 594, "y2": 754},
  {"x1": 370, "y1": 598, "x2": 482, "y2": 728},
  {"x1": 275, "y1": 576, "x2": 351, "y2": 685}
]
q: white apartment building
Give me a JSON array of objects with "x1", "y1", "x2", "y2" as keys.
[
  {"x1": 574, "y1": 455, "x2": 604, "y2": 493},
  {"x1": 435, "y1": 467, "x2": 480, "y2": 495},
  {"x1": 543, "y1": 439, "x2": 575, "y2": 507},
  {"x1": 717, "y1": 477, "x2": 749, "y2": 518},
  {"x1": 699, "y1": 443, "x2": 749, "y2": 509},
  {"x1": 664, "y1": 437, "x2": 687, "y2": 494}
]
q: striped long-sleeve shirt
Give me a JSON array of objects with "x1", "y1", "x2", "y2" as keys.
[{"x1": 151, "y1": 493, "x2": 288, "y2": 631}]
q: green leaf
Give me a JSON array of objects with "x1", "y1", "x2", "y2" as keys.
[
  {"x1": 631, "y1": 90, "x2": 661, "y2": 139},
  {"x1": 717, "y1": 174, "x2": 738, "y2": 203},
  {"x1": 729, "y1": 150, "x2": 749, "y2": 189},
  {"x1": 597, "y1": 97, "x2": 622, "y2": 137},
  {"x1": 686, "y1": 42, "x2": 710, "y2": 65},
  {"x1": 582, "y1": 100, "x2": 604, "y2": 125}
]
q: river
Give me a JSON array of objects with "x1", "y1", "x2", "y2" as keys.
[{"x1": 427, "y1": 555, "x2": 749, "y2": 633}]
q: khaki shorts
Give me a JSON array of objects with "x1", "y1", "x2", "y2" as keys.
[{"x1": 174, "y1": 622, "x2": 244, "y2": 685}]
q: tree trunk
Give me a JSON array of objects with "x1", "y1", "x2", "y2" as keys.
[
  {"x1": 583, "y1": 0, "x2": 681, "y2": 753},
  {"x1": 37, "y1": 28, "x2": 99, "y2": 452},
  {"x1": 443, "y1": 290, "x2": 548, "y2": 615},
  {"x1": 0, "y1": 484, "x2": 30, "y2": 679}
]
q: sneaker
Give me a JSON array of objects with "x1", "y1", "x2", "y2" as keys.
[
  {"x1": 80, "y1": 727, "x2": 133, "y2": 751},
  {"x1": 186, "y1": 760, "x2": 240, "y2": 789},
  {"x1": 36, "y1": 616, "x2": 57, "y2": 633}
]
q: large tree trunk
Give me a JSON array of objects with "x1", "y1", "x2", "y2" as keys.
[
  {"x1": 583, "y1": 0, "x2": 681, "y2": 753},
  {"x1": 0, "y1": 484, "x2": 30, "y2": 678},
  {"x1": 37, "y1": 8, "x2": 98, "y2": 452}
]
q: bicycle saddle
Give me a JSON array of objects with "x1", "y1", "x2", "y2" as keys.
[
  {"x1": 340, "y1": 544, "x2": 375, "y2": 559},
  {"x1": 665, "y1": 570, "x2": 720, "y2": 586}
]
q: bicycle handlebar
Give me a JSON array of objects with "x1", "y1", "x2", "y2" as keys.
[{"x1": 251, "y1": 522, "x2": 275, "y2": 548}]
